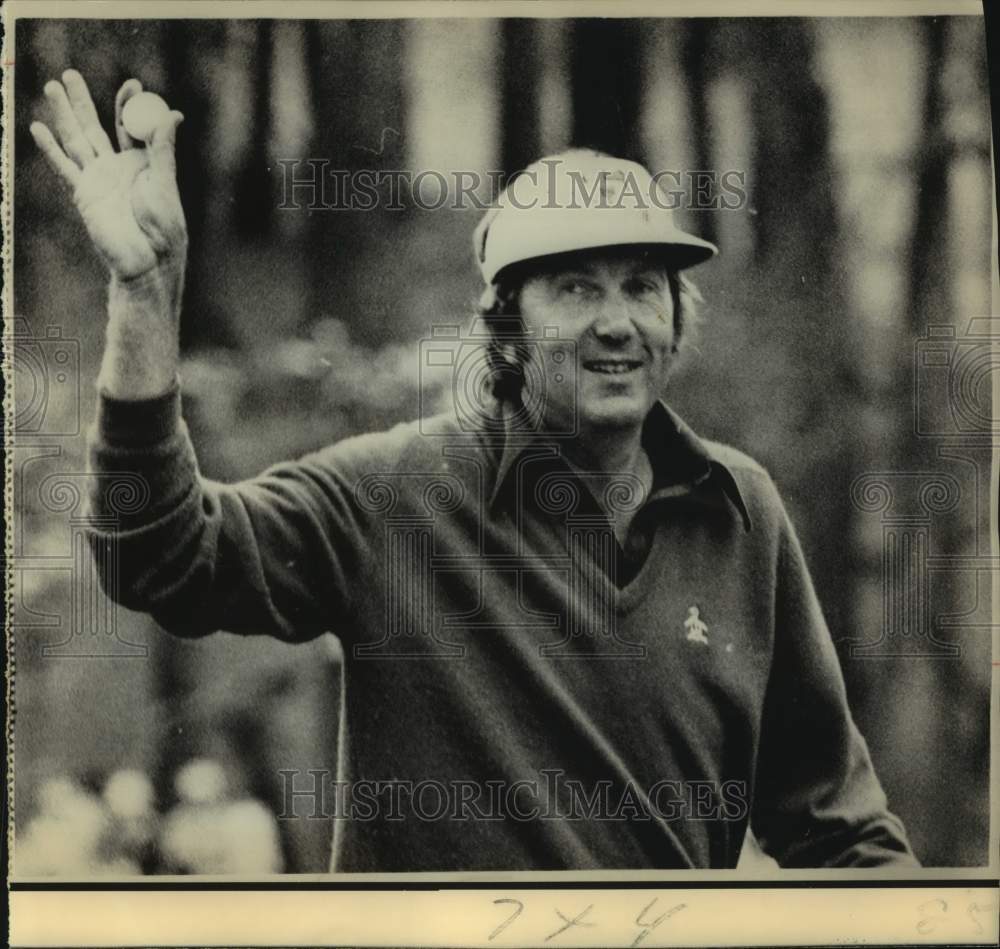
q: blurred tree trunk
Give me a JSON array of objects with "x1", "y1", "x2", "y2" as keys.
[
  {"x1": 744, "y1": 20, "x2": 859, "y2": 639},
  {"x1": 165, "y1": 21, "x2": 218, "y2": 350},
  {"x1": 570, "y1": 20, "x2": 641, "y2": 160},
  {"x1": 305, "y1": 20, "x2": 406, "y2": 347},
  {"x1": 681, "y1": 19, "x2": 718, "y2": 245},
  {"x1": 901, "y1": 18, "x2": 949, "y2": 468},
  {"x1": 901, "y1": 18, "x2": 988, "y2": 865},
  {"x1": 233, "y1": 22, "x2": 275, "y2": 239},
  {"x1": 501, "y1": 19, "x2": 541, "y2": 174}
]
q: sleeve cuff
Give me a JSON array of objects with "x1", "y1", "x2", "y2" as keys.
[{"x1": 96, "y1": 382, "x2": 182, "y2": 447}]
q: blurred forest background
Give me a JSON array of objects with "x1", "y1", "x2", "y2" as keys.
[{"x1": 10, "y1": 15, "x2": 995, "y2": 872}]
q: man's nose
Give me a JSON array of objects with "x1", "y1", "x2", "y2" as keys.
[{"x1": 591, "y1": 296, "x2": 639, "y2": 340}]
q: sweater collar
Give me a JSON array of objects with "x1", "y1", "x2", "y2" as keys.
[{"x1": 486, "y1": 400, "x2": 753, "y2": 532}]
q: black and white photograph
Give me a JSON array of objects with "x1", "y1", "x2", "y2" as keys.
[{"x1": 4, "y1": 0, "x2": 998, "y2": 943}]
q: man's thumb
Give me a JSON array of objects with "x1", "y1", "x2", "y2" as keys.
[{"x1": 148, "y1": 110, "x2": 184, "y2": 180}]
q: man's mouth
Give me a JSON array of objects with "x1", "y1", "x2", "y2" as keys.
[{"x1": 582, "y1": 359, "x2": 643, "y2": 375}]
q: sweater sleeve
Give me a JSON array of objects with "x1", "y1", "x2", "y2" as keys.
[
  {"x1": 751, "y1": 506, "x2": 920, "y2": 868},
  {"x1": 87, "y1": 386, "x2": 365, "y2": 642}
]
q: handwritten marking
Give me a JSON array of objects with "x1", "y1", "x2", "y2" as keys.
[
  {"x1": 488, "y1": 898, "x2": 524, "y2": 942},
  {"x1": 545, "y1": 904, "x2": 595, "y2": 942},
  {"x1": 916, "y1": 897, "x2": 997, "y2": 938},
  {"x1": 966, "y1": 901, "x2": 993, "y2": 935},
  {"x1": 483, "y1": 895, "x2": 994, "y2": 944},
  {"x1": 917, "y1": 897, "x2": 949, "y2": 934},
  {"x1": 632, "y1": 898, "x2": 687, "y2": 947}
]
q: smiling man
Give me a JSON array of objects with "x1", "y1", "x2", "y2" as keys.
[{"x1": 31, "y1": 74, "x2": 918, "y2": 871}]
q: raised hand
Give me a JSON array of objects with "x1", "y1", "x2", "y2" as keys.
[{"x1": 30, "y1": 70, "x2": 187, "y2": 280}]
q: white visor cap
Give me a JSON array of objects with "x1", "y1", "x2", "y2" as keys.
[{"x1": 474, "y1": 150, "x2": 718, "y2": 285}]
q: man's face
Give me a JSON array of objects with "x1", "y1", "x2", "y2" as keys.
[{"x1": 514, "y1": 248, "x2": 677, "y2": 436}]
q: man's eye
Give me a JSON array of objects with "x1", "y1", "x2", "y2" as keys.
[
  {"x1": 628, "y1": 278, "x2": 660, "y2": 295},
  {"x1": 561, "y1": 279, "x2": 591, "y2": 295}
]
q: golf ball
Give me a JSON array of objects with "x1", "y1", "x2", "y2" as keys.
[{"x1": 122, "y1": 91, "x2": 170, "y2": 142}]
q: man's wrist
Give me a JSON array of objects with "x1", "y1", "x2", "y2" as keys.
[
  {"x1": 109, "y1": 254, "x2": 186, "y2": 319},
  {"x1": 101, "y1": 257, "x2": 186, "y2": 399}
]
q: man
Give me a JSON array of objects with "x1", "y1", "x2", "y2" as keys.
[{"x1": 31, "y1": 71, "x2": 918, "y2": 870}]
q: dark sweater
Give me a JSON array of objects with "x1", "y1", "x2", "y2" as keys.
[{"x1": 88, "y1": 391, "x2": 918, "y2": 870}]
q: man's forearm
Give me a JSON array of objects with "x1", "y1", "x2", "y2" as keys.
[{"x1": 97, "y1": 256, "x2": 185, "y2": 399}]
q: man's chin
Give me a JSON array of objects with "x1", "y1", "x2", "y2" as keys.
[{"x1": 578, "y1": 399, "x2": 649, "y2": 433}]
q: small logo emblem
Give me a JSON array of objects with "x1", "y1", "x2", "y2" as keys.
[{"x1": 684, "y1": 606, "x2": 709, "y2": 645}]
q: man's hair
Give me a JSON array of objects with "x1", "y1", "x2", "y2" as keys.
[{"x1": 475, "y1": 263, "x2": 703, "y2": 405}]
